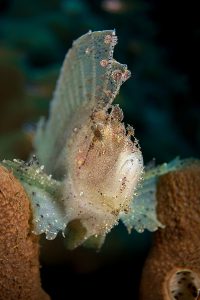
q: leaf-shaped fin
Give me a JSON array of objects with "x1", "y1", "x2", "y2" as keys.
[
  {"x1": 34, "y1": 30, "x2": 131, "y2": 177},
  {"x1": 1, "y1": 158, "x2": 66, "y2": 240},
  {"x1": 120, "y1": 176, "x2": 164, "y2": 233},
  {"x1": 121, "y1": 158, "x2": 195, "y2": 233},
  {"x1": 24, "y1": 183, "x2": 66, "y2": 240}
]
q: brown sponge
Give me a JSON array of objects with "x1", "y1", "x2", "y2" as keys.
[
  {"x1": 140, "y1": 162, "x2": 200, "y2": 300},
  {"x1": 0, "y1": 166, "x2": 50, "y2": 300}
]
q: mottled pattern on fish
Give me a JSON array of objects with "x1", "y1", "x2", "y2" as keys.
[{"x1": 1, "y1": 31, "x2": 192, "y2": 248}]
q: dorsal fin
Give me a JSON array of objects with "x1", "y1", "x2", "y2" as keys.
[{"x1": 34, "y1": 30, "x2": 130, "y2": 177}]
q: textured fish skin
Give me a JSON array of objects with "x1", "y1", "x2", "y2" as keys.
[
  {"x1": 60, "y1": 104, "x2": 143, "y2": 245},
  {"x1": 34, "y1": 30, "x2": 143, "y2": 244},
  {"x1": 2, "y1": 30, "x2": 191, "y2": 248},
  {"x1": 7, "y1": 30, "x2": 143, "y2": 245}
]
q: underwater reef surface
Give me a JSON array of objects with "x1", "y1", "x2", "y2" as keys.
[
  {"x1": 0, "y1": 166, "x2": 49, "y2": 300},
  {"x1": 140, "y1": 161, "x2": 200, "y2": 300}
]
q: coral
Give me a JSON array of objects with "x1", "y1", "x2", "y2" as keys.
[
  {"x1": 140, "y1": 162, "x2": 200, "y2": 300},
  {"x1": 0, "y1": 166, "x2": 49, "y2": 300}
]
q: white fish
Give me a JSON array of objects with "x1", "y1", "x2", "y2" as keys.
[
  {"x1": 2, "y1": 31, "x2": 191, "y2": 248},
  {"x1": 33, "y1": 29, "x2": 143, "y2": 246}
]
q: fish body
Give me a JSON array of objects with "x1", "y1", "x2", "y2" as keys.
[
  {"x1": 33, "y1": 30, "x2": 143, "y2": 244},
  {"x1": 3, "y1": 30, "x2": 188, "y2": 248}
]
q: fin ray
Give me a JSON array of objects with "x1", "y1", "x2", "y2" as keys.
[{"x1": 34, "y1": 30, "x2": 130, "y2": 177}]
